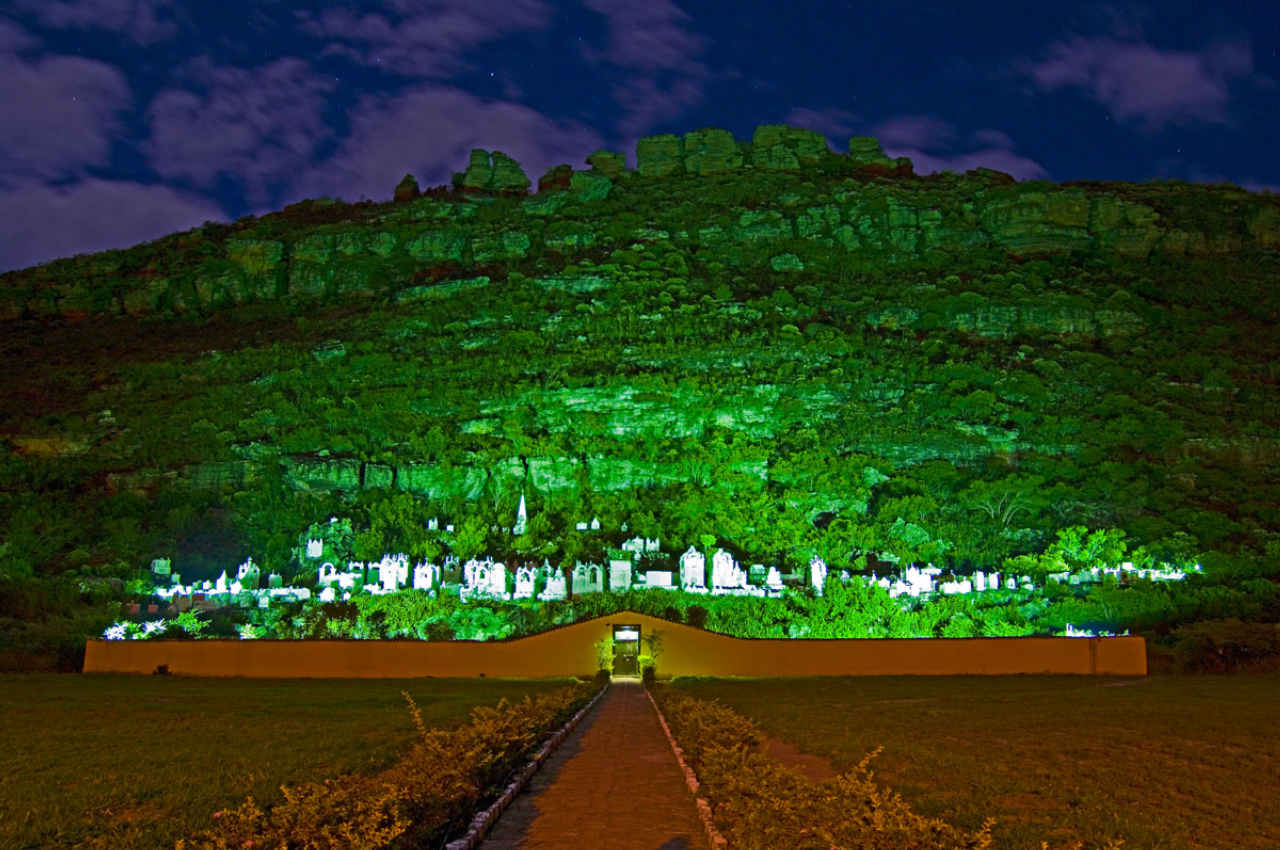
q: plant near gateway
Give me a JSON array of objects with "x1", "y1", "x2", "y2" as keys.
[
  {"x1": 649, "y1": 687, "x2": 1125, "y2": 850},
  {"x1": 178, "y1": 680, "x2": 597, "y2": 850}
]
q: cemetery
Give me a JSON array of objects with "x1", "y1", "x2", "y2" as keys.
[{"x1": 98, "y1": 503, "x2": 1200, "y2": 647}]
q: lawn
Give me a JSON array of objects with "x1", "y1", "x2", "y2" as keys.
[
  {"x1": 673, "y1": 674, "x2": 1280, "y2": 850},
  {"x1": 0, "y1": 673, "x2": 579, "y2": 850}
]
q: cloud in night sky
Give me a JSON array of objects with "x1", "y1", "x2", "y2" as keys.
[
  {"x1": 581, "y1": 0, "x2": 711, "y2": 139},
  {"x1": 0, "y1": 36, "x2": 131, "y2": 180},
  {"x1": 296, "y1": 0, "x2": 552, "y2": 78},
  {"x1": 786, "y1": 109, "x2": 1047, "y2": 182},
  {"x1": 0, "y1": 19, "x2": 35, "y2": 51},
  {"x1": 782, "y1": 107, "x2": 858, "y2": 142},
  {"x1": 145, "y1": 58, "x2": 335, "y2": 204},
  {"x1": 1026, "y1": 36, "x2": 1255, "y2": 128},
  {"x1": 292, "y1": 84, "x2": 604, "y2": 208},
  {"x1": 872, "y1": 115, "x2": 1046, "y2": 181},
  {"x1": 0, "y1": 178, "x2": 223, "y2": 271},
  {"x1": 14, "y1": 0, "x2": 179, "y2": 44}
]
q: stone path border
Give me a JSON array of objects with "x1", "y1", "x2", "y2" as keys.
[
  {"x1": 445, "y1": 683, "x2": 610, "y2": 850},
  {"x1": 643, "y1": 686, "x2": 729, "y2": 849}
]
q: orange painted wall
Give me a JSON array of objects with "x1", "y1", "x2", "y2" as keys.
[{"x1": 83, "y1": 611, "x2": 1147, "y2": 677}]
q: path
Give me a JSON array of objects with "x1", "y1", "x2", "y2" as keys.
[{"x1": 480, "y1": 680, "x2": 709, "y2": 850}]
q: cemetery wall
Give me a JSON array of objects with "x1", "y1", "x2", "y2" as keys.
[{"x1": 83, "y1": 611, "x2": 1147, "y2": 677}]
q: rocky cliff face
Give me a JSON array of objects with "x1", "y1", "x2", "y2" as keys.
[{"x1": 2, "y1": 125, "x2": 1276, "y2": 324}]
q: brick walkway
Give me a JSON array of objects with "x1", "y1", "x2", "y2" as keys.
[{"x1": 480, "y1": 680, "x2": 708, "y2": 849}]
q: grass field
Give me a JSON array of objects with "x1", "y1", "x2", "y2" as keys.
[
  {"x1": 673, "y1": 674, "x2": 1280, "y2": 850},
  {"x1": 0, "y1": 674, "x2": 579, "y2": 850}
]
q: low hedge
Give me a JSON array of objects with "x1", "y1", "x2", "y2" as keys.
[
  {"x1": 177, "y1": 680, "x2": 598, "y2": 850},
  {"x1": 649, "y1": 686, "x2": 1123, "y2": 850}
]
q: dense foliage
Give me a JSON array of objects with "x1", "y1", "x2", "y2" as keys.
[{"x1": 2, "y1": 131, "x2": 1278, "y2": 666}]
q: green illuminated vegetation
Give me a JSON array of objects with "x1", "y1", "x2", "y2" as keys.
[
  {"x1": 2, "y1": 126, "x2": 1279, "y2": 663},
  {"x1": 671, "y1": 675, "x2": 1280, "y2": 850},
  {"x1": 0, "y1": 674, "x2": 577, "y2": 850}
]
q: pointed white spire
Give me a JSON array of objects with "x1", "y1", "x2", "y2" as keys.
[{"x1": 513, "y1": 493, "x2": 527, "y2": 536}]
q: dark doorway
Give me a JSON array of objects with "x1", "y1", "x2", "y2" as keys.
[{"x1": 613, "y1": 624, "x2": 640, "y2": 676}]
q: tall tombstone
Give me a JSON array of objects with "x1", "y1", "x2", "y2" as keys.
[
  {"x1": 572, "y1": 562, "x2": 603, "y2": 595},
  {"x1": 413, "y1": 562, "x2": 438, "y2": 591},
  {"x1": 608, "y1": 558, "x2": 633, "y2": 593},
  {"x1": 514, "y1": 566, "x2": 537, "y2": 599},
  {"x1": 539, "y1": 563, "x2": 567, "y2": 600},
  {"x1": 810, "y1": 556, "x2": 828, "y2": 596},
  {"x1": 711, "y1": 549, "x2": 746, "y2": 591},
  {"x1": 679, "y1": 546, "x2": 706, "y2": 592}
]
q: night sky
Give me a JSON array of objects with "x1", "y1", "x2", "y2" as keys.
[{"x1": 1, "y1": 0, "x2": 1277, "y2": 272}]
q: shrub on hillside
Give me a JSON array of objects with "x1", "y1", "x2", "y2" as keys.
[{"x1": 1167, "y1": 618, "x2": 1280, "y2": 672}]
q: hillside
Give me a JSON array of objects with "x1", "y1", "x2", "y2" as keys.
[{"x1": 2, "y1": 125, "x2": 1279, "y2": 664}]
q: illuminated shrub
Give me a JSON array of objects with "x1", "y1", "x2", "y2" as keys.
[
  {"x1": 1168, "y1": 618, "x2": 1280, "y2": 673},
  {"x1": 651, "y1": 687, "x2": 994, "y2": 849},
  {"x1": 178, "y1": 681, "x2": 596, "y2": 849}
]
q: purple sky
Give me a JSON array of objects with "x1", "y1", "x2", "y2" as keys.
[{"x1": 1, "y1": 0, "x2": 1276, "y2": 272}]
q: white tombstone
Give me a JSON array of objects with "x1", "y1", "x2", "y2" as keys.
[
  {"x1": 428, "y1": 517, "x2": 438, "y2": 531},
  {"x1": 765, "y1": 567, "x2": 784, "y2": 592},
  {"x1": 571, "y1": 562, "x2": 603, "y2": 595},
  {"x1": 236, "y1": 559, "x2": 260, "y2": 589},
  {"x1": 679, "y1": 547, "x2": 707, "y2": 592},
  {"x1": 306, "y1": 538, "x2": 324, "y2": 559},
  {"x1": 974, "y1": 571, "x2": 986, "y2": 592},
  {"x1": 319, "y1": 586, "x2": 336, "y2": 603},
  {"x1": 644, "y1": 570, "x2": 673, "y2": 588},
  {"x1": 462, "y1": 558, "x2": 509, "y2": 599},
  {"x1": 590, "y1": 517, "x2": 601, "y2": 531},
  {"x1": 711, "y1": 549, "x2": 748, "y2": 593},
  {"x1": 462, "y1": 558, "x2": 484, "y2": 598},
  {"x1": 490, "y1": 562, "x2": 508, "y2": 597},
  {"x1": 608, "y1": 558, "x2": 633, "y2": 593},
  {"x1": 809, "y1": 556, "x2": 827, "y2": 596},
  {"x1": 988, "y1": 571, "x2": 999, "y2": 590},
  {"x1": 539, "y1": 565, "x2": 567, "y2": 600},
  {"x1": 373, "y1": 554, "x2": 409, "y2": 592},
  {"x1": 214, "y1": 570, "x2": 229, "y2": 594},
  {"x1": 413, "y1": 562, "x2": 439, "y2": 591},
  {"x1": 576, "y1": 521, "x2": 589, "y2": 531},
  {"x1": 514, "y1": 565, "x2": 537, "y2": 599},
  {"x1": 151, "y1": 558, "x2": 171, "y2": 575}
]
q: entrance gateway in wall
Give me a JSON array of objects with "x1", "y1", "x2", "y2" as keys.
[{"x1": 612, "y1": 623, "x2": 640, "y2": 676}]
